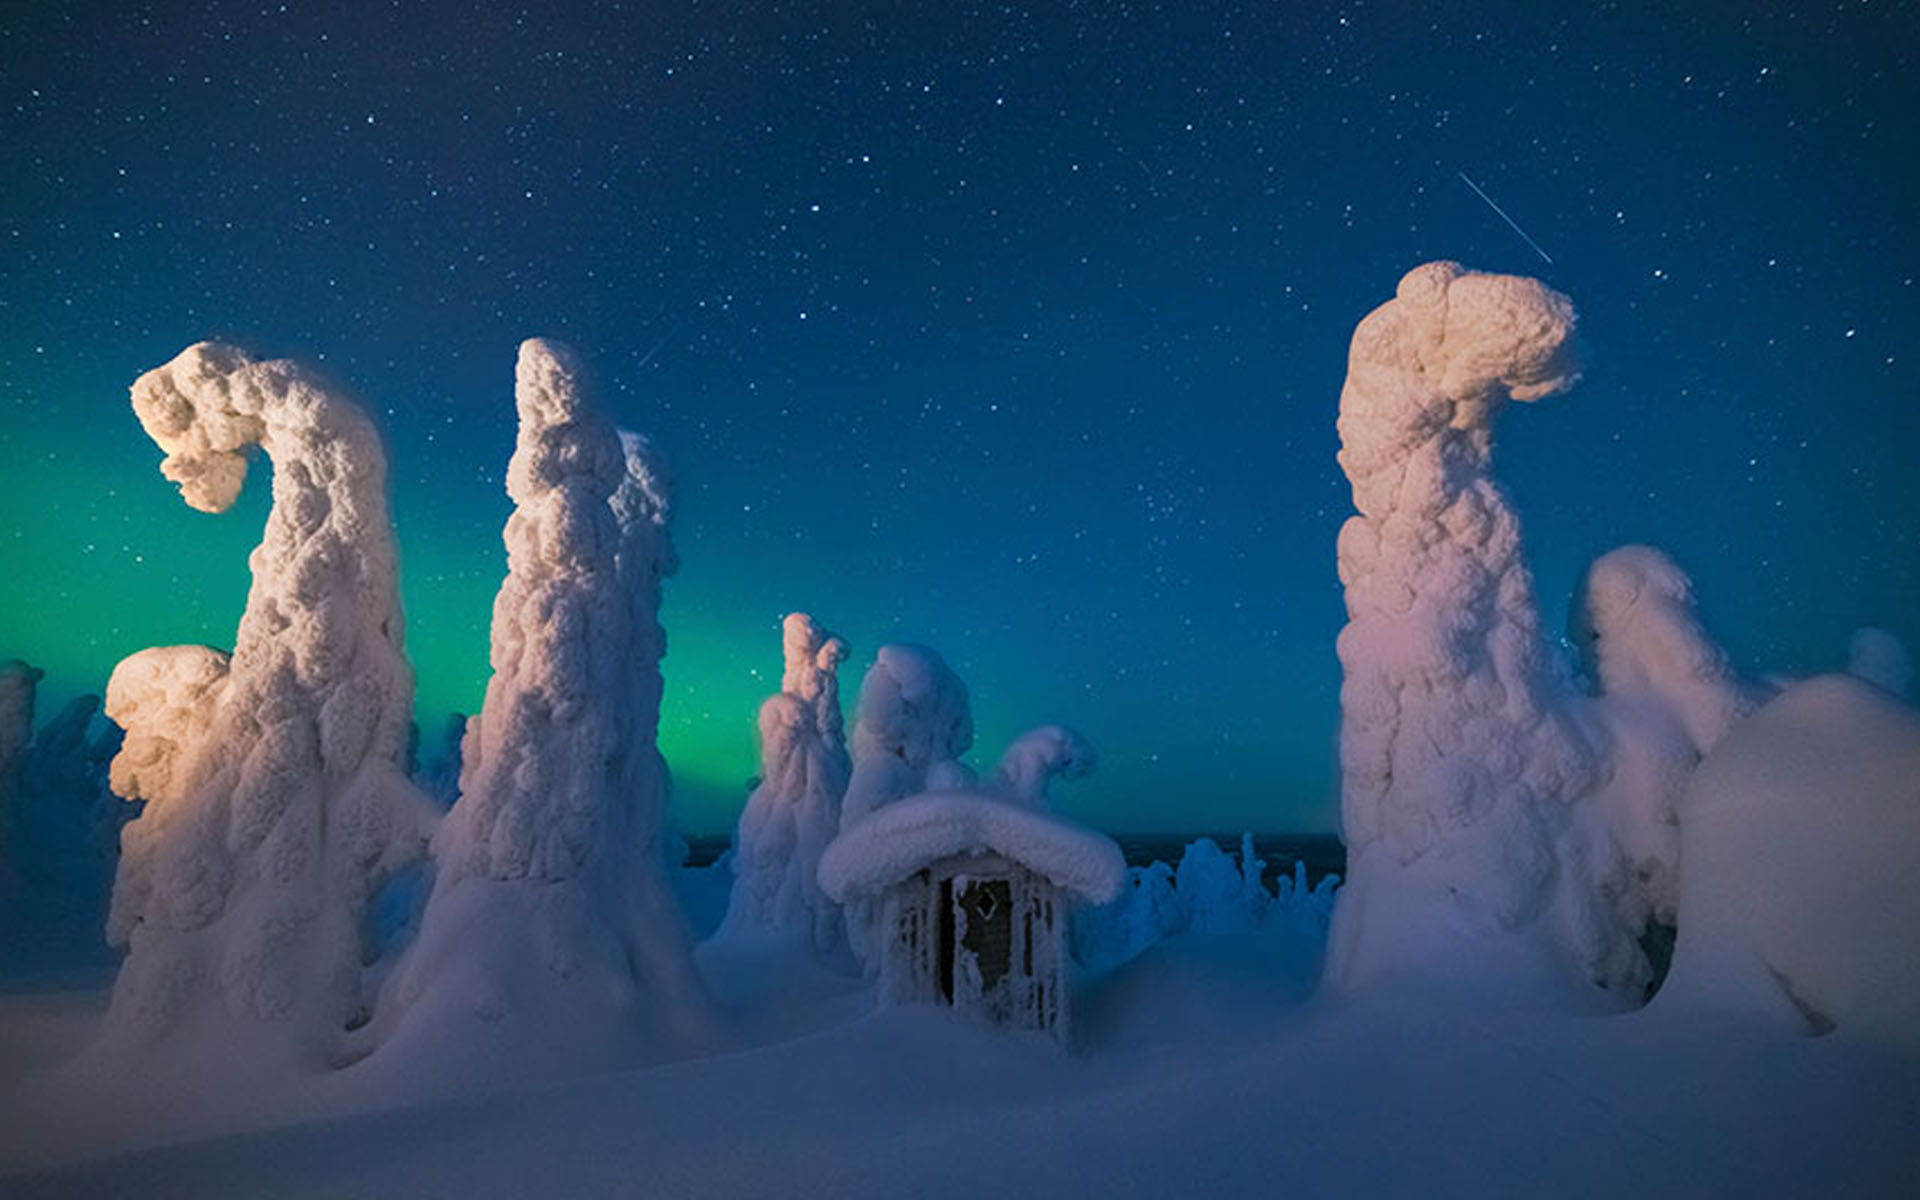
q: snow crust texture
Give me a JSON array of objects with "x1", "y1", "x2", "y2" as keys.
[
  {"x1": 720, "y1": 613, "x2": 852, "y2": 951},
  {"x1": 819, "y1": 791, "x2": 1125, "y2": 905},
  {"x1": 1327, "y1": 264, "x2": 1653, "y2": 1005},
  {"x1": 379, "y1": 338, "x2": 707, "y2": 1066},
  {"x1": 99, "y1": 342, "x2": 434, "y2": 1069}
]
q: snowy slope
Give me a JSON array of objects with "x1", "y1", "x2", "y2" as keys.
[{"x1": 4, "y1": 925, "x2": 1916, "y2": 1199}]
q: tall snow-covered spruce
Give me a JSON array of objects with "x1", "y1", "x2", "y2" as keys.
[
  {"x1": 718, "y1": 613, "x2": 852, "y2": 951},
  {"x1": 95, "y1": 343, "x2": 434, "y2": 1074},
  {"x1": 1325, "y1": 263, "x2": 1650, "y2": 1007},
  {"x1": 375, "y1": 339, "x2": 708, "y2": 1078}
]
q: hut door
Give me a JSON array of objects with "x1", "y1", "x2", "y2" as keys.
[{"x1": 954, "y1": 876, "x2": 1014, "y2": 995}]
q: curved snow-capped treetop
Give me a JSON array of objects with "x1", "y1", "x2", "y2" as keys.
[
  {"x1": 376, "y1": 338, "x2": 708, "y2": 1077},
  {"x1": 719, "y1": 613, "x2": 854, "y2": 950},
  {"x1": 842, "y1": 643, "x2": 974, "y2": 828},
  {"x1": 1847, "y1": 626, "x2": 1913, "y2": 700},
  {"x1": 1327, "y1": 263, "x2": 1653, "y2": 1006},
  {"x1": 99, "y1": 342, "x2": 433, "y2": 1071},
  {"x1": 1574, "y1": 545, "x2": 1762, "y2": 753},
  {"x1": 783, "y1": 612, "x2": 850, "y2": 739},
  {"x1": 819, "y1": 792, "x2": 1125, "y2": 906},
  {"x1": 987, "y1": 724, "x2": 1097, "y2": 812}
]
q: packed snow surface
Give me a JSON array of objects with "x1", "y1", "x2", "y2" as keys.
[{"x1": 819, "y1": 791, "x2": 1125, "y2": 904}]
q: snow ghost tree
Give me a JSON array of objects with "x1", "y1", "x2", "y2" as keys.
[
  {"x1": 987, "y1": 724, "x2": 1096, "y2": 811},
  {"x1": 97, "y1": 343, "x2": 434, "y2": 1073},
  {"x1": 839, "y1": 643, "x2": 974, "y2": 968},
  {"x1": 1570, "y1": 545, "x2": 1762, "y2": 930},
  {"x1": 1326, "y1": 262, "x2": 1652, "y2": 1006},
  {"x1": 378, "y1": 339, "x2": 708, "y2": 1071},
  {"x1": 719, "y1": 613, "x2": 852, "y2": 950},
  {"x1": 1574, "y1": 546, "x2": 1759, "y2": 754},
  {"x1": 841, "y1": 643, "x2": 975, "y2": 829}
]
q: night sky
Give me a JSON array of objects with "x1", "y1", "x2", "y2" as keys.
[{"x1": 2, "y1": 2, "x2": 1914, "y2": 834}]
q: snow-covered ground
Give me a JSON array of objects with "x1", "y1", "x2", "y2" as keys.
[{"x1": 3, "y1": 914, "x2": 1915, "y2": 1199}]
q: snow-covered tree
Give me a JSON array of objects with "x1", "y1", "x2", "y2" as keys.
[
  {"x1": 96, "y1": 342, "x2": 435, "y2": 1072},
  {"x1": 841, "y1": 643, "x2": 974, "y2": 829},
  {"x1": 987, "y1": 724, "x2": 1096, "y2": 812},
  {"x1": 1571, "y1": 545, "x2": 1761, "y2": 930},
  {"x1": 1325, "y1": 263, "x2": 1650, "y2": 1007},
  {"x1": 377, "y1": 339, "x2": 708, "y2": 1072},
  {"x1": 838, "y1": 643, "x2": 974, "y2": 968},
  {"x1": 718, "y1": 613, "x2": 852, "y2": 950}
]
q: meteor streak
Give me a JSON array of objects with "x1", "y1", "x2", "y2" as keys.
[{"x1": 1458, "y1": 170, "x2": 1554, "y2": 265}]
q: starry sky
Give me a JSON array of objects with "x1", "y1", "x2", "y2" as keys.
[{"x1": 2, "y1": 2, "x2": 1915, "y2": 834}]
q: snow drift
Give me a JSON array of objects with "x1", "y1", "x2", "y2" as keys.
[{"x1": 93, "y1": 342, "x2": 434, "y2": 1076}]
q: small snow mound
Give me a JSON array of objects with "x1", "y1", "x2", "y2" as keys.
[{"x1": 818, "y1": 792, "x2": 1124, "y2": 905}]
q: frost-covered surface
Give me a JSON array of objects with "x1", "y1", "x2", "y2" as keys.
[
  {"x1": 985, "y1": 724, "x2": 1096, "y2": 811},
  {"x1": 1652, "y1": 675, "x2": 1920, "y2": 1045},
  {"x1": 92, "y1": 342, "x2": 434, "y2": 1076},
  {"x1": 718, "y1": 614, "x2": 852, "y2": 951},
  {"x1": 373, "y1": 339, "x2": 708, "y2": 1084},
  {"x1": 1072, "y1": 836, "x2": 1339, "y2": 971},
  {"x1": 819, "y1": 791, "x2": 1124, "y2": 905},
  {"x1": 1848, "y1": 626, "x2": 1913, "y2": 699},
  {"x1": 841, "y1": 644, "x2": 974, "y2": 828}
]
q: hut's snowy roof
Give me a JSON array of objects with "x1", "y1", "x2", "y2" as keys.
[{"x1": 819, "y1": 792, "x2": 1125, "y2": 904}]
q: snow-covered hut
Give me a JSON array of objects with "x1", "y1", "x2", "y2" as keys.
[{"x1": 819, "y1": 792, "x2": 1123, "y2": 1038}]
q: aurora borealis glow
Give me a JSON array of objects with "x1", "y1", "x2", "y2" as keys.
[{"x1": 3, "y1": 2, "x2": 1915, "y2": 833}]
